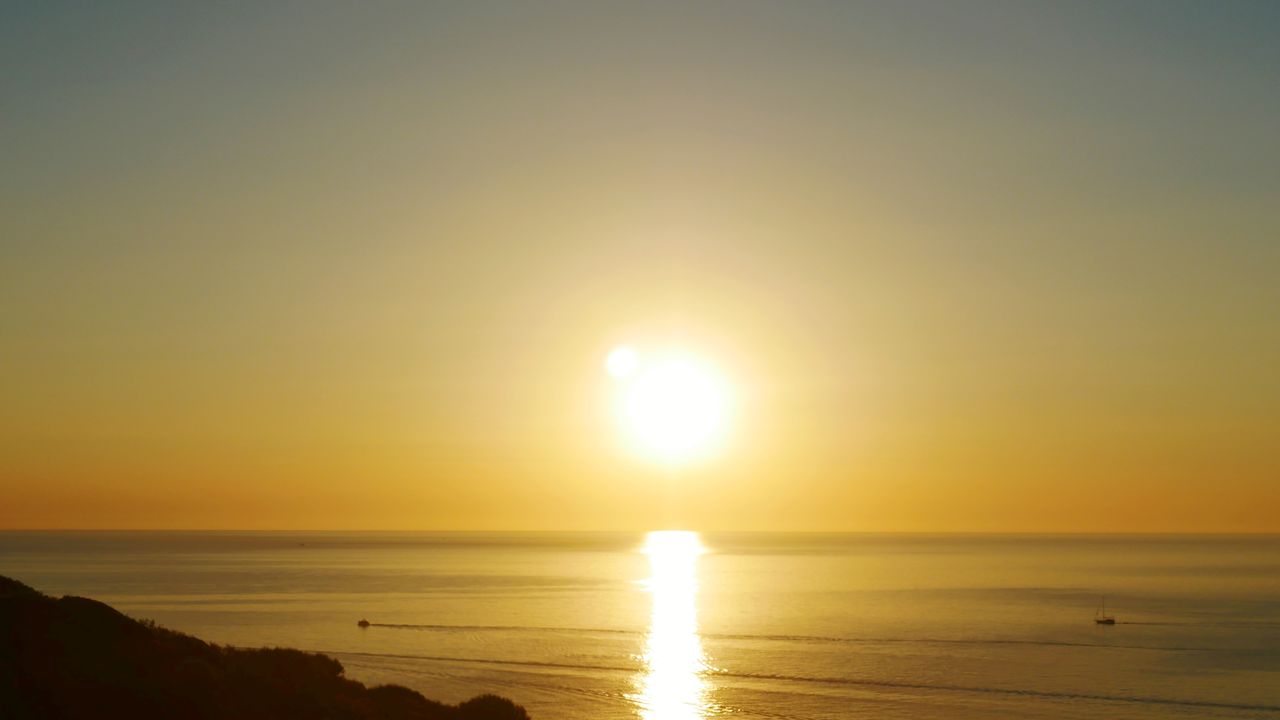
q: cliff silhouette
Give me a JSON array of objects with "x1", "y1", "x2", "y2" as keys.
[{"x1": 0, "y1": 576, "x2": 530, "y2": 720}]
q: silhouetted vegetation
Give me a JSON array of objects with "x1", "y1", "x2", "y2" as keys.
[{"x1": 0, "y1": 576, "x2": 530, "y2": 719}]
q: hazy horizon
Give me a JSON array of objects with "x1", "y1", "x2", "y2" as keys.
[{"x1": 3, "y1": 529, "x2": 1279, "y2": 537}]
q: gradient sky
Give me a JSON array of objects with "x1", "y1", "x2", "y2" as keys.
[{"x1": 2, "y1": 1, "x2": 1277, "y2": 531}]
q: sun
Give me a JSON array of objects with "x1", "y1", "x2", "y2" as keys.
[{"x1": 605, "y1": 347, "x2": 731, "y2": 463}]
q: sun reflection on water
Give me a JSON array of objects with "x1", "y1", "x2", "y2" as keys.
[{"x1": 633, "y1": 531, "x2": 710, "y2": 720}]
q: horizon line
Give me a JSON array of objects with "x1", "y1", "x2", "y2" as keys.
[{"x1": 1, "y1": 528, "x2": 1277, "y2": 536}]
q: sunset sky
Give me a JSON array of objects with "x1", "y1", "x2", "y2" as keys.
[{"x1": 2, "y1": 2, "x2": 1277, "y2": 532}]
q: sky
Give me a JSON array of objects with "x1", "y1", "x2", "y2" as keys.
[{"x1": 2, "y1": 1, "x2": 1277, "y2": 532}]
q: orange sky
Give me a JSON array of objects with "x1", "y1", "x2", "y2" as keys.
[{"x1": 2, "y1": 3, "x2": 1277, "y2": 531}]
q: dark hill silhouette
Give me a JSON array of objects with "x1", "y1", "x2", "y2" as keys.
[{"x1": 0, "y1": 576, "x2": 530, "y2": 720}]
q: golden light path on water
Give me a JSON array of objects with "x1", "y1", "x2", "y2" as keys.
[{"x1": 632, "y1": 531, "x2": 712, "y2": 720}]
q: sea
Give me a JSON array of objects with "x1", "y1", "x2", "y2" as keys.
[{"x1": 1, "y1": 532, "x2": 1277, "y2": 719}]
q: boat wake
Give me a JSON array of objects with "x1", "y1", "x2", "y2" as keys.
[{"x1": 357, "y1": 621, "x2": 1234, "y2": 653}]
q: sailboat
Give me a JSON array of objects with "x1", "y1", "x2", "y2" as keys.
[{"x1": 1094, "y1": 598, "x2": 1116, "y2": 625}]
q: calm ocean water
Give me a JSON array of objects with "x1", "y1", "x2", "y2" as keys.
[{"x1": 1, "y1": 532, "x2": 1277, "y2": 719}]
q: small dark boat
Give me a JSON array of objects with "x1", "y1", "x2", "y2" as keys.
[
  {"x1": 1094, "y1": 598, "x2": 1115, "y2": 625},
  {"x1": 357, "y1": 619, "x2": 370, "y2": 628}
]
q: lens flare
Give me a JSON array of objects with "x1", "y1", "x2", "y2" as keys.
[{"x1": 606, "y1": 346, "x2": 639, "y2": 378}]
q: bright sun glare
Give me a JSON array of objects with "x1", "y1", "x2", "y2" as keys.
[
  {"x1": 633, "y1": 531, "x2": 709, "y2": 720},
  {"x1": 606, "y1": 347, "x2": 731, "y2": 463}
]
